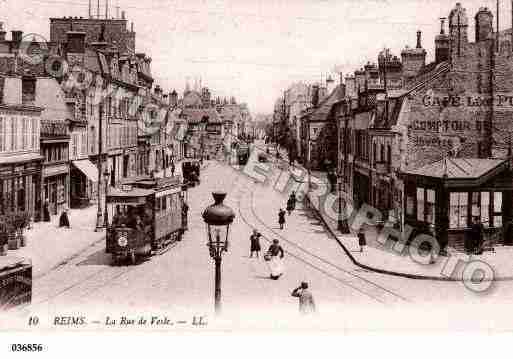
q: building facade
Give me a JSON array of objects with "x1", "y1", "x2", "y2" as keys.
[{"x1": 0, "y1": 76, "x2": 44, "y2": 220}]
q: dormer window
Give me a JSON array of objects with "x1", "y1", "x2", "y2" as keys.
[{"x1": 22, "y1": 77, "x2": 36, "y2": 105}]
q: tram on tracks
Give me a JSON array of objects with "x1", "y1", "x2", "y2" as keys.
[
  {"x1": 237, "y1": 143, "x2": 250, "y2": 165},
  {"x1": 182, "y1": 161, "x2": 201, "y2": 187},
  {"x1": 105, "y1": 176, "x2": 188, "y2": 265}
]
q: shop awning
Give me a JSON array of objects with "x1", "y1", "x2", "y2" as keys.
[{"x1": 72, "y1": 159, "x2": 99, "y2": 182}]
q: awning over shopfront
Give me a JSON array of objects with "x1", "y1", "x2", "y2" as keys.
[{"x1": 72, "y1": 159, "x2": 99, "y2": 182}]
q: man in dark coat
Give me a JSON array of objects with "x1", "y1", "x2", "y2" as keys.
[{"x1": 470, "y1": 216, "x2": 485, "y2": 254}]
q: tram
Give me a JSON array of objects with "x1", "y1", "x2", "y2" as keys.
[
  {"x1": 105, "y1": 177, "x2": 188, "y2": 265},
  {"x1": 182, "y1": 161, "x2": 201, "y2": 187},
  {"x1": 237, "y1": 143, "x2": 250, "y2": 165}
]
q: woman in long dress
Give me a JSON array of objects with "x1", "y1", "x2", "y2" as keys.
[
  {"x1": 265, "y1": 239, "x2": 285, "y2": 280},
  {"x1": 43, "y1": 199, "x2": 50, "y2": 222},
  {"x1": 278, "y1": 209, "x2": 286, "y2": 229}
]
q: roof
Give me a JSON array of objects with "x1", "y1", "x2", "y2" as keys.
[
  {"x1": 219, "y1": 104, "x2": 243, "y2": 123},
  {"x1": 107, "y1": 186, "x2": 155, "y2": 199},
  {"x1": 308, "y1": 85, "x2": 345, "y2": 123},
  {"x1": 181, "y1": 108, "x2": 221, "y2": 124},
  {"x1": 405, "y1": 158, "x2": 507, "y2": 180}
]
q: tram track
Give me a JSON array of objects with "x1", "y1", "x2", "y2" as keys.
[
  {"x1": 29, "y1": 240, "x2": 181, "y2": 308},
  {"x1": 232, "y1": 174, "x2": 409, "y2": 306}
]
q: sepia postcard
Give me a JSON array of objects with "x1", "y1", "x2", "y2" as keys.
[{"x1": 2, "y1": 0, "x2": 513, "y2": 354}]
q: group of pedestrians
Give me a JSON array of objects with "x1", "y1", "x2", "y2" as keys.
[
  {"x1": 248, "y1": 230, "x2": 316, "y2": 314},
  {"x1": 278, "y1": 192, "x2": 297, "y2": 230}
]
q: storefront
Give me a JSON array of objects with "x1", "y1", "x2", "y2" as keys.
[
  {"x1": 0, "y1": 154, "x2": 43, "y2": 219},
  {"x1": 70, "y1": 159, "x2": 98, "y2": 208},
  {"x1": 42, "y1": 163, "x2": 69, "y2": 215},
  {"x1": 403, "y1": 158, "x2": 513, "y2": 250}
]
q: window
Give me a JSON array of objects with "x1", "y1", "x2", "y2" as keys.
[
  {"x1": 450, "y1": 192, "x2": 468, "y2": 229},
  {"x1": 72, "y1": 134, "x2": 78, "y2": 158},
  {"x1": 22, "y1": 77, "x2": 36, "y2": 104},
  {"x1": 12, "y1": 119, "x2": 16, "y2": 151},
  {"x1": 417, "y1": 188, "x2": 425, "y2": 222},
  {"x1": 493, "y1": 192, "x2": 503, "y2": 228},
  {"x1": 31, "y1": 118, "x2": 36, "y2": 150},
  {"x1": 162, "y1": 196, "x2": 167, "y2": 211},
  {"x1": 0, "y1": 117, "x2": 3, "y2": 151},
  {"x1": 426, "y1": 189, "x2": 435, "y2": 224},
  {"x1": 481, "y1": 192, "x2": 490, "y2": 228},
  {"x1": 21, "y1": 118, "x2": 26, "y2": 149}
]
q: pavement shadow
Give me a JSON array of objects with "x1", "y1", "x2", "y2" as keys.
[
  {"x1": 76, "y1": 248, "x2": 111, "y2": 266},
  {"x1": 254, "y1": 275, "x2": 273, "y2": 280}
]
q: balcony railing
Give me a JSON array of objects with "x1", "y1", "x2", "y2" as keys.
[{"x1": 40, "y1": 120, "x2": 69, "y2": 138}]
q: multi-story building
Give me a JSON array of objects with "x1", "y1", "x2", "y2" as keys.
[
  {"x1": 336, "y1": 3, "x2": 513, "y2": 250},
  {"x1": 40, "y1": 119, "x2": 70, "y2": 215},
  {"x1": 0, "y1": 75, "x2": 44, "y2": 219}
]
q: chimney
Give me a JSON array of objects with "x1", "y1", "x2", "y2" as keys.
[
  {"x1": 416, "y1": 30, "x2": 422, "y2": 48},
  {"x1": 11, "y1": 30, "x2": 23, "y2": 43},
  {"x1": 131, "y1": 22, "x2": 134, "y2": 32},
  {"x1": 312, "y1": 84, "x2": 320, "y2": 108},
  {"x1": 170, "y1": 90, "x2": 178, "y2": 107},
  {"x1": 435, "y1": 17, "x2": 450, "y2": 63},
  {"x1": 0, "y1": 22, "x2": 5, "y2": 41},
  {"x1": 121, "y1": 10, "x2": 126, "y2": 20}
]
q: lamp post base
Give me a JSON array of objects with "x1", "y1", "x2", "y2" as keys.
[{"x1": 95, "y1": 212, "x2": 104, "y2": 232}]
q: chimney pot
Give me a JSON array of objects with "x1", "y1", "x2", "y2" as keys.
[
  {"x1": 121, "y1": 10, "x2": 126, "y2": 20},
  {"x1": 416, "y1": 30, "x2": 422, "y2": 48},
  {"x1": 11, "y1": 30, "x2": 23, "y2": 43}
]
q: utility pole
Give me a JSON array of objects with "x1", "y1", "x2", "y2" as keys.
[{"x1": 95, "y1": 103, "x2": 104, "y2": 231}]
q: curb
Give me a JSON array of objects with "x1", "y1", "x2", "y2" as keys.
[{"x1": 303, "y1": 194, "x2": 460, "y2": 282}]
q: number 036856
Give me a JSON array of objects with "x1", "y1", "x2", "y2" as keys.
[{"x1": 10, "y1": 344, "x2": 44, "y2": 352}]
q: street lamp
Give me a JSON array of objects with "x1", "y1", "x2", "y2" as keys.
[
  {"x1": 103, "y1": 168, "x2": 110, "y2": 229},
  {"x1": 202, "y1": 192, "x2": 235, "y2": 315},
  {"x1": 95, "y1": 103, "x2": 105, "y2": 232}
]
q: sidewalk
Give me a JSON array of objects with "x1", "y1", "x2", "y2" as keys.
[
  {"x1": 284, "y1": 162, "x2": 513, "y2": 281},
  {"x1": 3, "y1": 205, "x2": 106, "y2": 279}
]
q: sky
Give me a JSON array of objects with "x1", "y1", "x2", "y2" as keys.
[{"x1": 0, "y1": 0, "x2": 508, "y2": 114}]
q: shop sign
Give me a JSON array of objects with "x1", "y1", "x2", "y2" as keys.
[{"x1": 43, "y1": 164, "x2": 68, "y2": 177}]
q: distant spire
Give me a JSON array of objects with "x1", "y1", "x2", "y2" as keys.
[
  {"x1": 88, "y1": 0, "x2": 92, "y2": 18},
  {"x1": 185, "y1": 77, "x2": 191, "y2": 94}
]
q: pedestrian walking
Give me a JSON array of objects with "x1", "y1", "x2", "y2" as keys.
[
  {"x1": 358, "y1": 228, "x2": 366, "y2": 252},
  {"x1": 265, "y1": 239, "x2": 285, "y2": 280},
  {"x1": 43, "y1": 199, "x2": 50, "y2": 222},
  {"x1": 291, "y1": 282, "x2": 316, "y2": 315},
  {"x1": 278, "y1": 208, "x2": 286, "y2": 229},
  {"x1": 249, "y1": 229, "x2": 261, "y2": 258},
  {"x1": 58, "y1": 208, "x2": 70, "y2": 228},
  {"x1": 471, "y1": 216, "x2": 485, "y2": 255},
  {"x1": 290, "y1": 191, "x2": 297, "y2": 206},
  {"x1": 286, "y1": 197, "x2": 294, "y2": 216}
]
